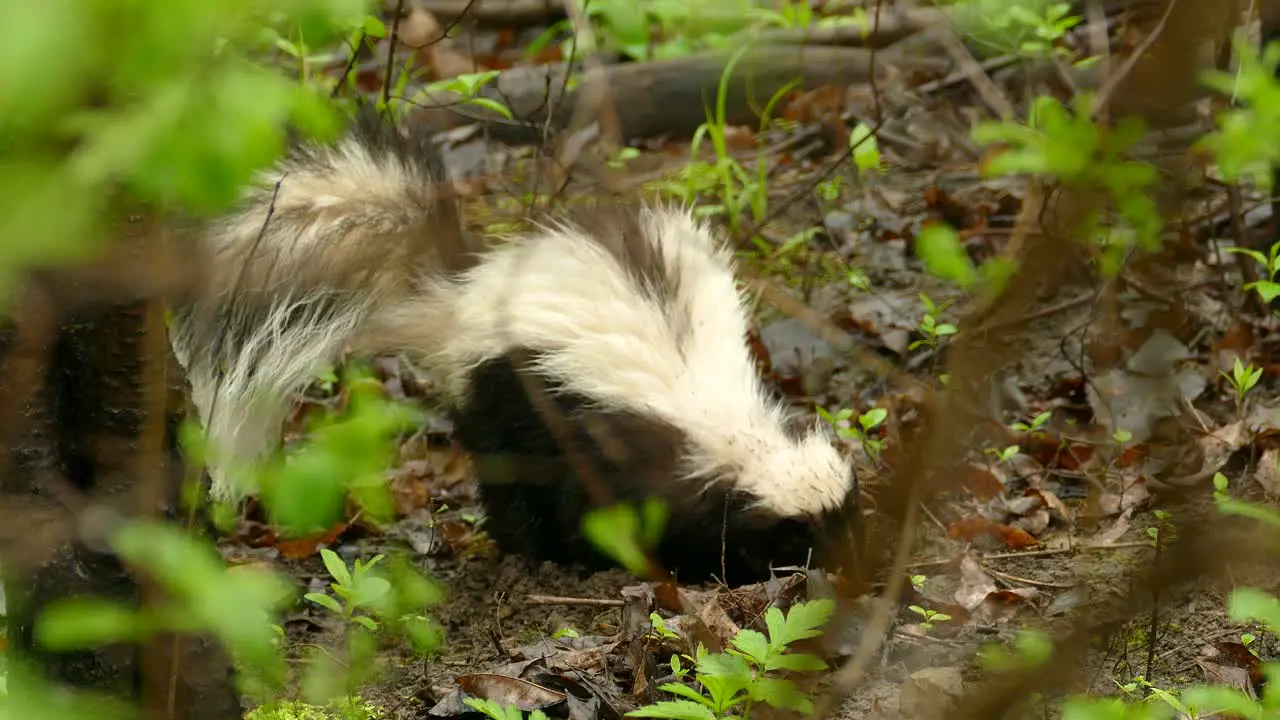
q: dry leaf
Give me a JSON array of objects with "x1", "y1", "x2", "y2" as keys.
[
  {"x1": 455, "y1": 674, "x2": 567, "y2": 710},
  {"x1": 954, "y1": 554, "x2": 997, "y2": 610}
]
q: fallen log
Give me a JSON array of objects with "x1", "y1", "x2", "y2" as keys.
[
  {"x1": 407, "y1": 43, "x2": 945, "y2": 143},
  {"x1": 414, "y1": 0, "x2": 562, "y2": 25}
]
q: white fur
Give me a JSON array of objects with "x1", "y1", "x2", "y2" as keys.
[
  {"x1": 395, "y1": 206, "x2": 853, "y2": 518},
  {"x1": 171, "y1": 125, "x2": 453, "y2": 501}
]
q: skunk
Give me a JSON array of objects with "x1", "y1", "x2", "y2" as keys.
[
  {"x1": 168, "y1": 107, "x2": 467, "y2": 500},
  {"x1": 379, "y1": 205, "x2": 861, "y2": 581},
  {"x1": 173, "y1": 112, "x2": 860, "y2": 583}
]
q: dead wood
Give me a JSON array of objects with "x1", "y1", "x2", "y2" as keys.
[
  {"x1": 414, "y1": 0, "x2": 563, "y2": 25},
  {"x1": 407, "y1": 44, "x2": 939, "y2": 143}
]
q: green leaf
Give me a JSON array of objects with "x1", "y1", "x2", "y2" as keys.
[
  {"x1": 1228, "y1": 586, "x2": 1280, "y2": 634},
  {"x1": 1248, "y1": 280, "x2": 1280, "y2": 303},
  {"x1": 627, "y1": 701, "x2": 718, "y2": 720},
  {"x1": 859, "y1": 407, "x2": 887, "y2": 430},
  {"x1": 849, "y1": 122, "x2": 881, "y2": 172},
  {"x1": 915, "y1": 224, "x2": 976, "y2": 288},
  {"x1": 352, "y1": 615, "x2": 379, "y2": 631},
  {"x1": 656, "y1": 683, "x2": 715, "y2": 704},
  {"x1": 465, "y1": 97, "x2": 514, "y2": 120},
  {"x1": 362, "y1": 15, "x2": 387, "y2": 38},
  {"x1": 306, "y1": 592, "x2": 344, "y2": 614},
  {"x1": 749, "y1": 677, "x2": 812, "y2": 713},
  {"x1": 318, "y1": 548, "x2": 350, "y2": 586},
  {"x1": 729, "y1": 629, "x2": 770, "y2": 664},
  {"x1": 34, "y1": 598, "x2": 146, "y2": 650},
  {"x1": 352, "y1": 576, "x2": 392, "y2": 609},
  {"x1": 764, "y1": 652, "x2": 828, "y2": 672},
  {"x1": 1181, "y1": 686, "x2": 1262, "y2": 718},
  {"x1": 696, "y1": 651, "x2": 752, "y2": 679},
  {"x1": 772, "y1": 599, "x2": 835, "y2": 646}
]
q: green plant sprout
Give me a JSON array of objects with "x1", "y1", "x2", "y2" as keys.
[
  {"x1": 817, "y1": 406, "x2": 887, "y2": 461},
  {"x1": 1225, "y1": 240, "x2": 1280, "y2": 305},
  {"x1": 305, "y1": 549, "x2": 392, "y2": 633},
  {"x1": 848, "y1": 122, "x2": 882, "y2": 174},
  {"x1": 1116, "y1": 676, "x2": 1191, "y2": 717},
  {"x1": 1146, "y1": 509, "x2": 1175, "y2": 549},
  {"x1": 628, "y1": 599, "x2": 834, "y2": 720},
  {"x1": 908, "y1": 605, "x2": 953, "y2": 632},
  {"x1": 910, "y1": 292, "x2": 958, "y2": 351},
  {"x1": 1214, "y1": 472, "x2": 1280, "y2": 528},
  {"x1": 1010, "y1": 411, "x2": 1052, "y2": 437},
  {"x1": 409, "y1": 71, "x2": 512, "y2": 120},
  {"x1": 670, "y1": 652, "x2": 697, "y2": 682},
  {"x1": 608, "y1": 146, "x2": 642, "y2": 168},
  {"x1": 552, "y1": 627, "x2": 581, "y2": 640},
  {"x1": 1221, "y1": 357, "x2": 1263, "y2": 415},
  {"x1": 465, "y1": 698, "x2": 549, "y2": 720},
  {"x1": 910, "y1": 574, "x2": 927, "y2": 592},
  {"x1": 846, "y1": 267, "x2": 871, "y2": 291},
  {"x1": 817, "y1": 175, "x2": 844, "y2": 203},
  {"x1": 986, "y1": 444, "x2": 1020, "y2": 465},
  {"x1": 1242, "y1": 632, "x2": 1259, "y2": 658},
  {"x1": 648, "y1": 613, "x2": 681, "y2": 641}
]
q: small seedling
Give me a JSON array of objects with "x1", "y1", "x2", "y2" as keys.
[
  {"x1": 669, "y1": 652, "x2": 696, "y2": 681},
  {"x1": 986, "y1": 444, "x2": 1020, "y2": 465},
  {"x1": 1226, "y1": 241, "x2": 1280, "y2": 305},
  {"x1": 1221, "y1": 357, "x2": 1263, "y2": 411},
  {"x1": 608, "y1": 147, "x2": 641, "y2": 168},
  {"x1": 1117, "y1": 676, "x2": 1191, "y2": 716},
  {"x1": 910, "y1": 574, "x2": 927, "y2": 592},
  {"x1": 817, "y1": 406, "x2": 888, "y2": 461},
  {"x1": 305, "y1": 548, "x2": 391, "y2": 633},
  {"x1": 464, "y1": 698, "x2": 549, "y2": 720},
  {"x1": 552, "y1": 627, "x2": 580, "y2": 640},
  {"x1": 909, "y1": 292, "x2": 958, "y2": 351},
  {"x1": 1010, "y1": 411, "x2": 1052, "y2": 437},
  {"x1": 908, "y1": 605, "x2": 953, "y2": 632},
  {"x1": 1146, "y1": 509, "x2": 1175, "y2": 549},
  {"x1": 849, "y1": 122, "x2": 882, "y2": 174},
  {"x1": 1242, "y1": 632, "x2": 1259, "y2": 658},
  {"x1": 1214, "y1": 472, "x2": 1231, "y2": 505},
  {"x1": 411, "y1": 71, "x2": 511, "y2": 120},
  {"x1": 648, "y1": 613, "x2": 680, "y2": 641}
]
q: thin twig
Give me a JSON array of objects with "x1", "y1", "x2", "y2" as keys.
[
  {"x1": 526, "y1": 594, "x2": 625, "y2": 607},
  {"x1": 382, "y1": 0, "x2": 409, "y2": 109}
]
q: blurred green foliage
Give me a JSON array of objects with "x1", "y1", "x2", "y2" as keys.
[{"x1": 0, "y1": 0, "x2": 371, "y2": 303}]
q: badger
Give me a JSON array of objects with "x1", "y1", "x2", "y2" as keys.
[{"x1": 170, "y1": 107, "x2": 861, "y2": 583}]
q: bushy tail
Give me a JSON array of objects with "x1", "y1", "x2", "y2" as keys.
[{"x1": 169, "y1": 107, "x2": 467, "y2": 500}]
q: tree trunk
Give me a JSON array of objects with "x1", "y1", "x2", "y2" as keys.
[{"x1": 0, "y1": 231, "x2": 241, "y2": 720}]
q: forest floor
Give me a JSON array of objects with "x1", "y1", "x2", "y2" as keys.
[{"x1": 217, "y1": 2, "x2": 1280, "y2": 718}]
